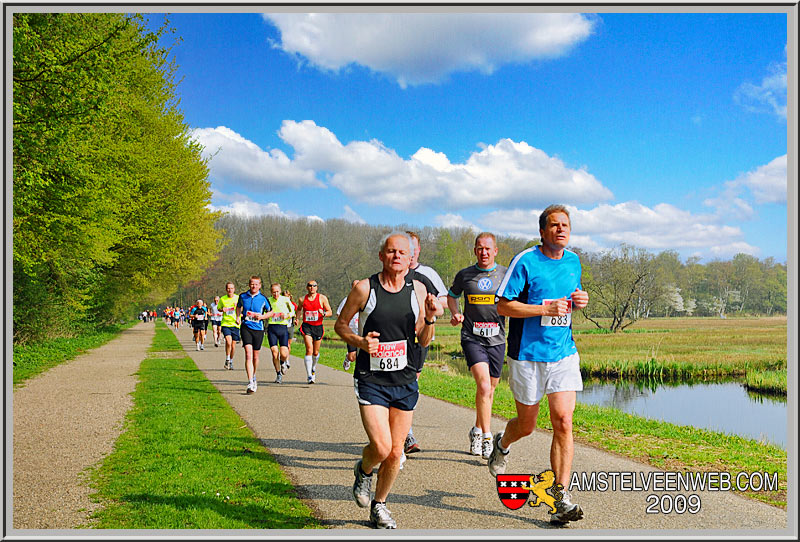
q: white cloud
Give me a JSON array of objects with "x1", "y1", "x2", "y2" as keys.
[
  {"x1": 342, "y1": 205, "x2": 366, "y2": 224},
  {"x1": 479, "y1": 201, "x2": 758, "y2": 258},
  {"x1": 703, "y1": 154, "x2": 787, "y2": 217},
  {"x1": 736, "y1": 154, "x2": 787, "y2": 205},
  {"x1": 277, "y1": 120, "x2": 613, "y2": 210},
  {"x1": 434, "y1": 213, "x2": 479, "y2": 231},
  {"x1": 190, "y1": 126, "x2": 321, "y2": 190},
  {"x1": 263, "y1": 13, "x2": 596, "y2": 87},
  {"x1": 734, "y1": 60, "x2": 787, "y2": 119},
  {"x1": 210, "y1": 194, "x2": 322, "y2": 222}
]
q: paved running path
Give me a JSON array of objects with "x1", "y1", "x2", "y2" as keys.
[
  {"x1": 178, "y1": 326, "x2": 787, "y2": 533},
  {"x1": 12, "y1": 321, "x2": 155, "y2": 530}
]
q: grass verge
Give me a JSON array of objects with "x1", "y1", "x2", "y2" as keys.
[
  {"x1": 296, "y1": 328, "x2": 787, "y2": 509},
  {"x1": 12, "y1": 322, "x2": 136, "y2": 388},
  {"x1": 86, "y1": 322, "x2": 320, "y2": 529}
]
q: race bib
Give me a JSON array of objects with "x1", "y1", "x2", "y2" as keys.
[
  {"x1": 541, "y1": 299, "x2": 572, "y2": 327},
  {"x1": 213, "y1": 312, "x2": 223, "y2": 318},
  {"x1": 245, "y1": 311, "x2": 260, "y2": 323},
  {"x1": 473, "y1": 321, "x2": 500, "y2": 337},
  {"x1": 305, "y1": 311, "x2": 319, "y2": 322},
  {"x1": 369, "y1": 340, "x2": 408, "y2": 372},
  {"x1": 270, "y1": 313, "x2": 284, "y2": 323},
  {"x1": 194, "y1": 314, "x2": 205, "y2": 321},
  {"x1": 223, "y1": 307, "x2": 235, "y2": 315}
]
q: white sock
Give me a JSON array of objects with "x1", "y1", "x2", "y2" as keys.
[
  {"x1": 483, "y1": 432, "x2": 492, "y2": 440},
  {"x1": 312, "y1": 354, "x2": 319, "y2": 371},
  {"x1": 471, "y1": 426, "x2": 481, "y2": 434},
  {"x1": 304, "y1": 355, "x2": 313, "y2": 377}
]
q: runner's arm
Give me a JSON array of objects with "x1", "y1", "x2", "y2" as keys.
[
  {"x1": 334, "y1": 280, "x2": 375, "y2": 352},
  {"x1": 414, "y1": 281, "x2": 436, "y2": 347},
  {"x1": 447, "y1": 295, "x2": 464, "y2": 326},
  {"x1": 497, "y1": 297, "x2": 570, "y2": 318}
]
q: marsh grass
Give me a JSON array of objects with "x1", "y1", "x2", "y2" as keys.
[
  {"x1": 744, "y1": 369, "x2": 787, "y2": 395},
  {"x1": 87, "y1": 321, "x2": 320, "y2": 529}
]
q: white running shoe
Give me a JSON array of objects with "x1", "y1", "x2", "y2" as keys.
[
  {"x1": 246, "y1": 381, "x2": 255, "y2": 394},
  {"x1": 469, "y1": 427, "x2": 482, "y2": 456},
  {"x1": 352, "y1": 460, "x2": 372, "y2": 508},
  {"x1": 200, "y1": 344, "x2": 204, "y2": 350},
  {"x1": 369, "y1": 502, "x2": 396, "y2": 529},
  {"x1": 550, "y1": 491, "x2": 584, "y2": 524},
  {"x1": 343, "y1": 358, "x2": 351, "y2": 371},
  {"x1": 196, "y1": 343, "x2": 201, "y2": 351},
  {"x1": 487, "y1": 431, "x2": 509, "y2": 476},
  {"x1": 482, "y1": 436, "x2": 493, "y2": 460}
]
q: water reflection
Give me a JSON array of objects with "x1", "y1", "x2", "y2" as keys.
[{"x1": 442, "y1": 354, "x2": 786, "y2": 449}]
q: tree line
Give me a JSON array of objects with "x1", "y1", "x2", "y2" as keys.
[
  {"x1": 12, "y1": 13, "x2": 221, "y2": 343},
  {"x1": 174, "y1": 215, "x2": 787, "y2": 332}
]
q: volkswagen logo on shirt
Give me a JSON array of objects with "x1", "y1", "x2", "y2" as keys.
[{"x1": 478, "y1": 277, "x2": 494, "y2": 291}]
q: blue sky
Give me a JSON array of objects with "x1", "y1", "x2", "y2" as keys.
[{"x1": 150, "y1": 10, "x2": 789, "y2": 263}]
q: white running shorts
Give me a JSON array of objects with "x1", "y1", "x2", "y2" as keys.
[{"x1": 507, "y1": 352, "x2": 582, "y2": 405}]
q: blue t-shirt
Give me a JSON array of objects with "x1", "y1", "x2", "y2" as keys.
[
  {"x1": 496, "y1": 246, "x2": 582, "y2": 362},
  {"x1": 237, "y1": 290, "x2": 271, "y2": 331}
]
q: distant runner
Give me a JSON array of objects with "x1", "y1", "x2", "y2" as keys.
[
  {"x1": 297, "y1": 280, "x2": 332, "y2": 384},
  {"x1": 267, "y1": 282, "x2": 295, "y2": 384},
  {"x1": 447, "y1": 232, "x2": 507, "y2": 460},
  {"x1": 336, "y1": 279, "x2": 360, "y2": 371},
  {"x1": 190, "y1": 299, "x2": 209, "y2": 351},
  {"x1": 209, "y1": 295, "x2": 223, "y2": 347},
  {"x1": 236, "y1": 275, "x2": 275, "y2": 394},
  {"x1": 219, "y1": 282, "x2": 240, "y2": 370}
]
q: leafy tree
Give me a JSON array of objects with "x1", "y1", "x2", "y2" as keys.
[{"x1": 13, "y1": 13, "x2": 220, "y2": 342}]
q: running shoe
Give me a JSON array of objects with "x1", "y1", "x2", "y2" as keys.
[
  {"x1": 253, "y1": 379, "x2": 258, "y2": 392},
  {"x1": 369, "y1": 501, "x2": 396, "y2": 529},
  {"x1": 487, "y1": 431, "x2": 509, "y2": 476},
  {"x1": 482, "y1": 436, "x2": 493, "y2": 460},
  {"x1": 307, "y1": 375, "x2": 315, "y2": 384},
  {"x1": 404, "y1": 434, "x2": 420, "y2": 454},
  {"x1": 215, "y1": 342, "x2": 219, "y2": 347},
  {"x1": 246, "y1": 381, "x2": 255, "y2": 394},
  {"x1": 224, "y1": 360, "x2": 229, "y2": 370},
  {"x1": 280, "y1": 362, "x2": 287, "y2": 375},
  {"x1": 550, "y1": 492, "x2": 584, "y2": 524},
  {"x1": 469, "y1": 427, "x2": 482, "y2": 456},
  {"x1": 196, "y1": 343, "x2": 201, "y2": 351},
  {"x1": 200, "y1": 344, "x2": 204, "y2": 350},
  {"x1": 285, "y1": 359, "x2": 291, "y2": 369},
  {"x1": 352, "y1": 459, "x2": 372, "y2": 508},
  {"x1": 399, "y1": 452, "x2": 406, "y2": 470},
  {"x1": 275, "y1": 373, "x2": 282, "y2": 384},
  {"x1": 343, "y1": 358, "x2": 351, "y2": 371}
]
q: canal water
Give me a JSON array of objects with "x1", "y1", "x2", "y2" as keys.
[
  {"x1": 440, "y1": 354, "x2": 787, "y2": 449},
  {"x1": 578, "y1": 379, "x2": 787, "y2": 449}
]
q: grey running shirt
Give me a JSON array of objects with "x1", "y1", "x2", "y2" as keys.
[{"x1": 449, "y1": 264, "x2": 508, "y2": 347}]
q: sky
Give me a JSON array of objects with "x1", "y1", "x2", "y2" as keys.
[{"x1": 148, "y1": 9, "x2": 790, "y2": 263}]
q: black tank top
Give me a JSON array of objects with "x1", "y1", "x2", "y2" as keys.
[{"x1": 355, "y1": 273, "x2": 420, "y2": 386}]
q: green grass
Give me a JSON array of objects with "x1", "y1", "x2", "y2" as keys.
[
  {"x1": 301, "y1": 318, "x2": 787, "y2": 509},
  {"x1": 12, "y1": 322, "x2": 136, "y2": 387},
  {"x1": 86, "y1": 322, "x2": 320, "y2": 529},
  {"x1": 744, "y1": 369, "x2": 787, "y2": 395}
]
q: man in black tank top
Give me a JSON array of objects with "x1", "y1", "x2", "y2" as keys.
[{"x1": 335, "y1": 232, "x2": 439, "y2": 529}]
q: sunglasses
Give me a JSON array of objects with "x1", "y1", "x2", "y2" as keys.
[{"x1": 307, "y1": 283, "x2": 317, "y2": 287}]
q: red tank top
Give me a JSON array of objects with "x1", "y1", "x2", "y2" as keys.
[{"x1": 302, "y1": 294, "x2": 324, "y2": 326}]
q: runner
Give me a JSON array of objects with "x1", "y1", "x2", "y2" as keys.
[
  {"x1": 489, "y1": 204, "x2": 590, "y2": 525},
  {"x1": 209, "y1": 295, "x2": 223, "y2": 347},
  {"x1": 219, "y1": 282, "x2": 240, "y2": 370},
  {"x1": 283, "y1": 290, "x2": 297, "y2": 368},
  {"x1": 297, "y1": 280, "x2": 332, "y2": 384},
  {"x1": 403, "y1": 231, "x2": 446, "y2": 455},
  {"x1": 236, "y1": 275, "x2": 276, "y2": 394},
  {"x1": 266, "y1": 283, "x2": 295, "y2": 384},
  {"x1": 336, "y1": 280, "x2": 360, "y2": 371},
  {"x1": 334, "y1": 232, "x2": 439, "y2": 529},
  {"x1": 447, "y1": 232, "x2": 507, "y2": 460},
  {"x1": 190, "y1": 299, "x2": 209, "y2": 351}
]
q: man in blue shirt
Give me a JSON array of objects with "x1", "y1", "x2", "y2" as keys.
[
  {"x1": 236, "y1": 275, "x2": 276, "y2": 394},
  {"x1": 488, "y1": 204, "x2": 590, "y2": 525}
]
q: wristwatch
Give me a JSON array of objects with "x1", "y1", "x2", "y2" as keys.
[{"x1": 424, "y1": 316, "x2": 437, "y2": 326}]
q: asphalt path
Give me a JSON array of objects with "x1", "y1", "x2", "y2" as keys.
[{"x1": 175, "y1": 325, "x2": 788, "y2": 535}]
